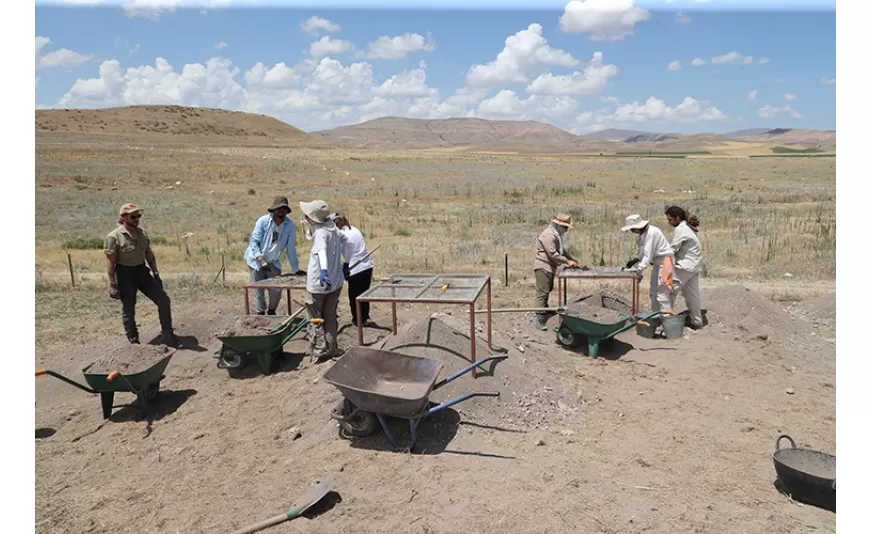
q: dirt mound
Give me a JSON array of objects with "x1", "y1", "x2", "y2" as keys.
[
  {"x1": 794, "y1": 293, "x2": 836, "y2": 322},
  {"x1": 216, "y1": 316, "x2": 277, "y2": 337},
  {"x1": 86, "y1": 344, "x2": 173, "y2": 374},
  {"x1": 563, "y1": 303, "x2": 626, "y2": 324},
  {"x1": 704, "y1": 285, "x2": 798, "y2": 340},
  {"x1": 35, "y1": 105, "x2": 326, "y2": 146},
  {"x1": 376, "y1": 315, "x2": 581, "y2": 429}
]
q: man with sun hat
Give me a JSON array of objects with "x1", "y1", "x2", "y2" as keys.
[{"x1": 532, "y1": 212, "x2": 582, "y2": 330}]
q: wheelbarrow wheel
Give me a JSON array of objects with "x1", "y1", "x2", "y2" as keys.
[
  {"x1": 220, "y1": 347, "x2": 246, "y2": 369},
  {"x1": 333, "y1": 399, "x2": 378, "y2": 438},
  {"x1": 557, "y1": 329, "x2": 582, "y2": 348}
]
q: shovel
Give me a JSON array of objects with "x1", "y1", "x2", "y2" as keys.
[{"x1": 229, "y1": 478, "x2": 334, "y2": 534}]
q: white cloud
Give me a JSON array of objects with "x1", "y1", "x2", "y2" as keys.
[
  {"x1": 301, "y1": 16, "x2": 341, "y2": 35},
  {"x1": 691, "y1": 58, "x2": 706, "y2": 67},
  {"x1": 676, "y1": 12, "x2": 691, "y2": 24},
  {"x1": 244, "y1": 62, "x2": 301, "y2": 91},
  {"x1": 473, "y1": 90, "x2": 578, "y2": 120},
  {"x1": 600, "y1": 95, "x2": 620, "y2": 103},
  {"x1": 759, "y1": 57, "x2": 770, "y2": 64},
  {"x1": 372, "y1": 62, "x2": 438, "y2": 99},
  {"x1": 122, "y1": 0, "x2": 184, "y2": 21},
  {"x1": 575, "y1": 96, "x2": 726, "y2": 132},
  {"x1": 466, "y1": 23, "x2": 580, "y2": 88},
  {"x1": 303, "y1": 58, "x2": 375, "y2": 106},
  {"x1": 743, "y1": 56, "x2": 754, "y2": 64},
  {"x1": 712, "y1": 51, "x2": 747, "y2": 64},
  {"x1": 784, "y1": 93, "x2": 797, "y2": 101},
  {"x1": 359, "y1": 33, "x2": 436, "y2": 60},
  {"x1": 758, "y1": 104, "x2": 803, "y2": 119},
  {"x1": 310, "y1": 36, "x2": 354, "y2": 58},
  {"x1": 559, "y1": 0, "x2": 651, "y2": 41},
  {"x1": 35, "y1": 36, "x2": 94, "y2": 70},
  {"x1": 820, "y1": 77, "x2": 835, "y2": 85},
  {"x1": 215, "y1": 42, "x2": 228, "y2": 49},
  {"x1": 747, "y1": 89, "x2": 758, "y2": 101},
  {"x1": 525, "y1": 52, "x2": 618, "y2": 96},
  {"x1": 666, "y1": 60, "x2": 681, "y2": 72}
]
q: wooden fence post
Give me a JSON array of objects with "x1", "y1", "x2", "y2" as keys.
[
  {"x1": 504, "y1": 253, "x2": 508, "y2": 287},
  {"x1": 66, "y1": 250, "x2": 75, "y2": 287}
]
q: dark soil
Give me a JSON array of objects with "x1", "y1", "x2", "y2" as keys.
[
  {"x1": 563, "y1": 303, "x2": 626, "y2": 324},
  {"x1": 216, "y1": 316, "x2": 278, "y2": 337},
  {"x1": 86, "y1": 344, "x2": 173, "y2": 374}
]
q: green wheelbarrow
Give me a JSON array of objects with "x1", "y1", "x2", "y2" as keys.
[
  {"x1": 553, "y1": 310, "x2": 663, "y2": 359},
  {"x1": 36, "y1": 349, "x2": 175, "y2": 419},
  {"x1": 214, "y1": 308, "x2": 317, "y2": 375}
]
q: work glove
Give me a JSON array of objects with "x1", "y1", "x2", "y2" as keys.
[
  {"x1": 153, "y1": 273, "x2": 163, "y2": 289},
  {"x1": 319, "y1": 269, "x2": 332, "y2": 291},
  {"x1": 109, "y1": 287, "x2": 121, "y2": 300},
  {"x1": 625, "y1": 257, "x2": 641, "y2": 269},
  {"x1": 342, "y1": 263, "x2": 351, "y2": 280},
  {"x1": 635, "y1": 270, "x2": 644, "y2": 283},
  {"x1": 259, "y1": 259, "x2": 274, "y2": 275}
]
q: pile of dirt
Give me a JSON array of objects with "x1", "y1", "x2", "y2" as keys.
[
  {"x1": 704, "y1": 285, "x2": 798, "y2": 341},
  {"x1": 86, "y1": 344, "x2": 173, "y2": 374},
  {"x1": 216, "y1": 316, "x2": 277, "y2": 337},
  {"x1": 572, "y1": 290, "x2": 632, "y2": 313},
  {"x1": 792, "y1": 293, "x2": 836, "y2": 324},
  {"x1": 564, "y1": 302, "x2": 626, "y2": 324},
  {"x1": 377, "y1": 315, "x2": 581, "y2": 428}
]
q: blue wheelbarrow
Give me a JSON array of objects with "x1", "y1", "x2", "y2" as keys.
[{"x1": 325, "y1": 346, "x2": 507, "y2": 452}]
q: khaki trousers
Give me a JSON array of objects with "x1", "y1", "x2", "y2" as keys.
[
  {"x1": 534, "y1": 269, "x2": 555, "y2": 309},
  {"x1": 671, "y1": 268, "x2": 703, "y2": 327},
  {"x1": 304, "y1": 288, "x2": 341, "y2": 358}
]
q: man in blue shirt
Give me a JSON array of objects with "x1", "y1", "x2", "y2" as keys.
[{"x1": 244, "y1": 196, "x2": 305, "y2": 315}]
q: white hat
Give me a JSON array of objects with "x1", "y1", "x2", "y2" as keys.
[
  {"x1": 621, "y1": 214, "x2": 649, "y2": 232},
  {"x1": 299, "y1": 200, "x2": 332, "y2": 224}
]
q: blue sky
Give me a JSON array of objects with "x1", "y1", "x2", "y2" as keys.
[{"x1": 34, "y1": 1, "x2": 836, "y2": 134}]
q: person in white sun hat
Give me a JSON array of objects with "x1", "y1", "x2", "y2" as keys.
[
  {"x1": 621, "y1": 214, "x2": 674, "y2": 313},
  {"x1": 532, "y1": 212, "x2": 582, "y2": 330},
  {"x1": 300, "y1": 199, "x2": 347, "y2": 361}
]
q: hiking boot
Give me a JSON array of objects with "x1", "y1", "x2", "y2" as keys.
[
  {"x1": 266, "y1": 309, "x2": 277, "y2": 316},
  {"x1": 534, "y1": 314, "x2": 549, "y2": 331},
  {"x1": 128, "y1": 337, "x2": 141, "y2": 345},
  {"x1": 160, "y1": 330, "x2": 181, "y2": 347}
]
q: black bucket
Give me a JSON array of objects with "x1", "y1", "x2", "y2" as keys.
[{"x1": 635, "y1": 312, "x2": 660, "y2": 338}]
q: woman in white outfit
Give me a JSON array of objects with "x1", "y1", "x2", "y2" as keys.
[
  {"x1": 300, "y1": 200, "x2": 346, "y2": 361},
  {"x1": 665, "y1": 206, "x2": 704, "y2": 329},
  {"x1": 621, "y1": 214, "x2": 675, "y2": 312}
]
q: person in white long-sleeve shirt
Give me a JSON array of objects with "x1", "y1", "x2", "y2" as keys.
[
  {"x1": 332, "y1": 213, "x2": 375, "y2": 327},
  {"x1": 300, "y1": 200, "x2": 346, "y2": 361},
  {"x1": 621, "y1": 214, "x2": 674, "y2": 312},
  {"x1": 665, "y1": 206, "x2": 704, "y2": 328}
]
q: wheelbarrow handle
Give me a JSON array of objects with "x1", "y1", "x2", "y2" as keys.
[
  {"x1": 600, "y1": 311, "x2": 664, "y2": 340},
  {"x1": 35, "y1": 369, "x2": 98, "y2": 394},
  {"x1": 423, "y1": 392, "x2": 500, "y2": 417},
  {"x1": 106, "y1": 371, "x2": 120, "y2": 381},
  {"x1": 433, "y1": 356, "x2": 508, "y2": 390}
]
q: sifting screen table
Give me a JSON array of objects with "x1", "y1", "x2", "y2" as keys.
[
  {"x1": 242, "y1": 275, "x2": 307, "y2": 315},
  {"x1": 355, "y1": 274, "x2": 492, "y2": 377},
  {"x1": 557, "y1": 267, "x2": 641, "y2": 315}
]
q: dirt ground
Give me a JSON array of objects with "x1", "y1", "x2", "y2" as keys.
[{"x1": 34, "y1": 282, "x2": 835, "y2": 534}]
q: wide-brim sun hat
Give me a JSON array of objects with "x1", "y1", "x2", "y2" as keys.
[
  {"x1": 621, "y1": 214, "x2": 649, "y2": 232},
  {"x1": 268, "y1": 196, "x2": 292, "y2": 213},
  {"x1": 300, "y1": 200, "x2": 332, "y2": 224},
  {"x1": 550, "y1": 213, "x2": 574, "y2": 229}
]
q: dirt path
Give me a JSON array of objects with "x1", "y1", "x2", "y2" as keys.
[{"x1": 35, "y1": 286, "x2": 835, "y2": 534}]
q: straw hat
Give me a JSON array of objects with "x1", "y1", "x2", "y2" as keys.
[
  {"x1": 621, "y1": 214, "x2": 649, "y2": 232},
  {"x1": 550, "y1": 213, "x2": 574, "y2": 229},
  {"x1": 299, "y1": 200, "x2": 332, "y2": 224}
]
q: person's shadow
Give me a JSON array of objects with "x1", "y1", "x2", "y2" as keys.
[{"x1": 146, "y1": 334, "x2": 208, "y2": 352}]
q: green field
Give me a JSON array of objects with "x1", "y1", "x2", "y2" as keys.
[
  {"x1": 771, "y1": 146, "x2": 823, "y2": 154},
  {"x1": 615, "y1": 151, "x2": 712, "y2": 155},
  {"x1": 749, "y1": 154, "x2": 836, "y2": 159}
]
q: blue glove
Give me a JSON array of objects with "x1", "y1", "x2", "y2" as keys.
[
  {"x1": 319, "y1": 269, "x2": 332, "y2": 290},
  {"x1": 635, "y1": 270, "x2": 644, "y2": 283}
]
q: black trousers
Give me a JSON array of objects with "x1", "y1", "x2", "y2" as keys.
[
  {"x1": 116, "y1": 264, "x2": 173, "y2": 342},
  {"x1": 347, "y1": 267, "x2": 373, "y2": 324}
]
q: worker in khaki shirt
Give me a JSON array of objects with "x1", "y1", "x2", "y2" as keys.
[
  {"x1": 665, "y1": 206, "x2": 704, "y2": 329},
  {"x1": 533, "y1": 213, "x2": 581, "y2": 330},
  {"x1": 104, "y1": 203, "x2": 177, "y2": 346},
  {"x1": 622, "y1": 214, "x2": 674, "y2": 312}
]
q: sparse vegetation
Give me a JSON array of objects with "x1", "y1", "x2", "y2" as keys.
[{"x1": 771, "y1": 146, "x2": 823, "y2": 154}]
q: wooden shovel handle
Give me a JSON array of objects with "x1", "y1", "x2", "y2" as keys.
[
  {"x1": 310, "y1": 318, "x2": 325, "y2": 325},
  {"x1": 637, "y1": 321, "x2": 650, "y2": 327},
  {"x1": 229, "y1": 513, "x2": 287, "y2": 534}
]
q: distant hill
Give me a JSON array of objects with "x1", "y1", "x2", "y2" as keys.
[
  {"x1": 311, "y1": 117, "x2": 596, "y2": 150},
  {"x1": 725, "y1": 128, "x2": 772, "y2": 137},
  {"x1": 727, "y1": 127, "x2": 836, "y2": 151},
  {"x1": 36, "y1": 105, "x2": 327, "y2": 147},
  {"x1": 585, "y1": 129, "x2": 646, "y2": 141}
]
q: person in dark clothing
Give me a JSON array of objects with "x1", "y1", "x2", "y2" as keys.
[
  {"x1": 104, "y1": 203, "x2": 178, "y2": 346},
  {"x1": 332, "y1": 214, "x2": 376, "y2": 327}
]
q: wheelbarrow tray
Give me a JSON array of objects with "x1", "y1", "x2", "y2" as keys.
[
  {"x1": 323, "y1": 347, "x2": 444, "y2": 419},
  {"x1": 216, "y1": 315, "x2": 300, "y2": 353},
  {"x1": 557, "y1": 309, "x2": 631, "y2": 337},
  {"x1": 81, "y1": 351, "x2": 175, "y2": 393}
]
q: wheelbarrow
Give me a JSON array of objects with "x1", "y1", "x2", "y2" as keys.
[
  {"x1": 324, "y1": 346, "x2": 507, "y2": 452},
  {"x1": 773, "y1": 434, "x2": 836, "y2": 511},
  {"x1": 35, "y1": 349, "x2": 175, "y2": 419},
  {"x1": 553, "y1": 309, "x2": 663, "y2": 358},
  {"x1": 214, "y1": 308, "x2": 316, "y2": 375}
]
